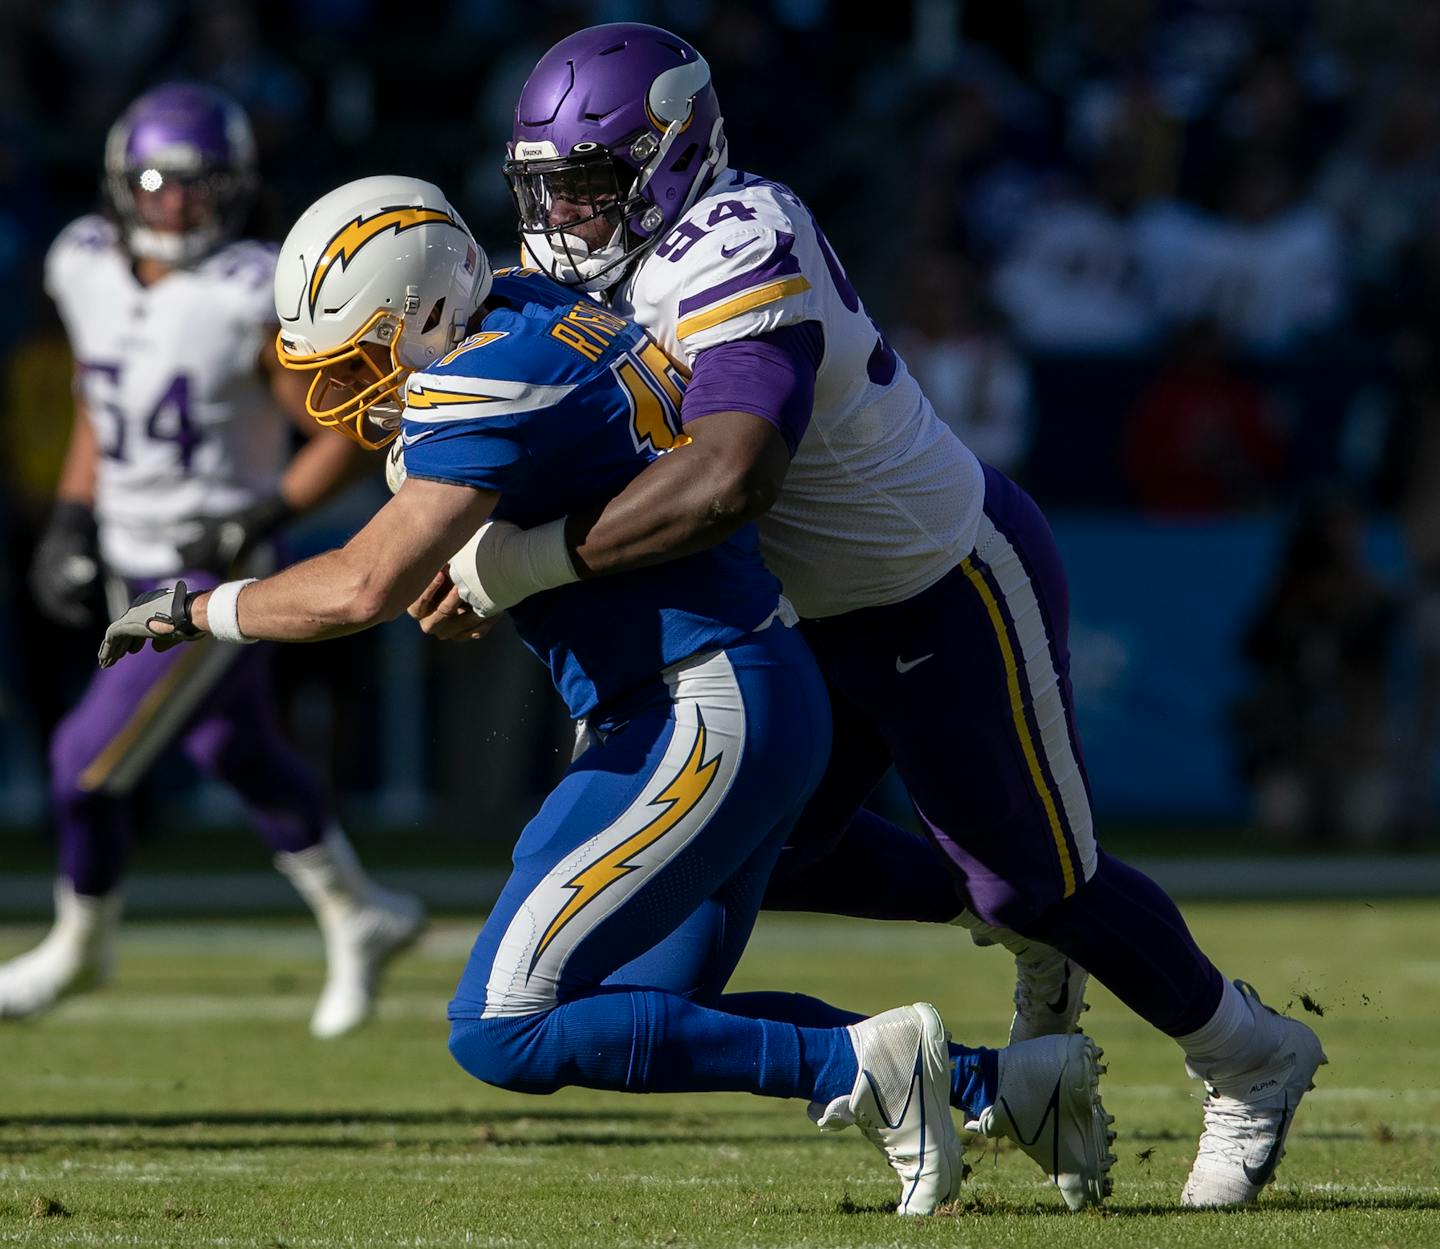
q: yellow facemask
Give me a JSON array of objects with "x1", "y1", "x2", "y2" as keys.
[{"x1": 274, "y1": 309, "x2": 410, "y2": 450}]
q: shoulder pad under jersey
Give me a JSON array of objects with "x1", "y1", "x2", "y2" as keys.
[
  {"x1": 44, "y1": 215, "x2": 120, "y2": 304},
  {"x1": 632, "y1": 180, "x2": 821, "y2": 356},
  {"x1": 404, "y1": 323, "x2": 584, "y2": 425}
]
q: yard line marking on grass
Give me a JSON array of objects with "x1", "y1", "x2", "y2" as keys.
[
  {"x1": 0, "y1": 1235, "x2": 578, "y2": 1248},
  {"x1": 1310, "y1": 1087, "x2": 1440, "y2": 1103},
  {"x1": 1104, "y1": 1083, "x2": 1440, "y2": 1105},
  {"x1": 1306, "y1": 1182, "x2": 1440, "y2": 1195},
  {"x1": 12, "y1": 1073, "x2": 150, "y2": 1089},
  {"x1": 0, "y1": 919, "x2": 479, "y2": 962},
  {"x1": 36, "y1": 992, "x2": 449, "y2": 1023}
]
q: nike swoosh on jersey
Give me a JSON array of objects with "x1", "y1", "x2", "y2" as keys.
[
  {"x1": 719, "y1": 237, "x2": 759, "y2": 258},
  {"x1": 400, "y1": 428, "x2": 437, "y2": 446},
  {"x1": 895, "y1": 653, "x2": 935, "y2": 674}
]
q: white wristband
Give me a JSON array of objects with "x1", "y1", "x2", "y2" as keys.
[
  {"x1": 449, "y1": 517, "x2": 578, "y2": 617},
  {"x1": 206, "y1": 578, "x2": 259, "y2": 644}
]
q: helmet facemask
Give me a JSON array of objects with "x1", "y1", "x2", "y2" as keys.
[
  {"x1": 276, "y1": 294, "x2": 465, "y2": 451},
  {"x1": 506, "y1": 143, "x2": 654, "y2": 290},
  {"x1": 276, "y1": 311, "x2": 409, "y2": 450},
  {"x1": 109, "y1": 162, "x2": 254, "y2": 264}
]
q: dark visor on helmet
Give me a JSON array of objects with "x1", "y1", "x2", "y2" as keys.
[{"x1": 503, "y1": 144, "x2": 639, "y2": 233}]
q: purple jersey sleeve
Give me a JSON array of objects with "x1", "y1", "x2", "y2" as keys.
[{"x1": 679, "y1": 321, "x2": 824, "y2": 456}]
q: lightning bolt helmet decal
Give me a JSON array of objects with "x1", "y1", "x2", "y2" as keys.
[{"x1": 307, "y1": 205, "x2": 461, "y2": 317}]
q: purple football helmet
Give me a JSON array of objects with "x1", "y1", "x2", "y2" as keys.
[
  {"x1": 505, "y1": 23, "x2": 728, "y2": 291},
  {"x1": 104, "y1": 82, "x2": 257, "y2": 264}
]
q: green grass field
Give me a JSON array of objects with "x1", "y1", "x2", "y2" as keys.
[{"x1": 1, "y1": 901, "x2": 1437, "y2": 1248}]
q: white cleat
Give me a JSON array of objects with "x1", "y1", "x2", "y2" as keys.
[
  {"x1": 0, "y1": 934, "x2": 111, "y2": 1018},
  {"x1": 1010, "y1": 951, "x2": 1091, "y2": 1045},
  {"x1": 965, "y1": 1032, "x2": 1116, "y2": 1210},
  {"x1": 309, "y1": 887, "x2": 427, "y2": 1039},
  {"x1": 948, "y1": 913, "x2": 1089, "y2": 1044},
  {"x1": 0, "y1": 882, "x2": 120, "y2": 1019},
  {"x1": 809, "y1": 1002, "x2": 963, "y2": 1215},
  {"x1": 1181, "y1": 982, "x2": 1327, "y2": 1208}
]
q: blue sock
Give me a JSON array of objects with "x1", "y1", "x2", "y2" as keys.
[
  {"x1": 449, "y1": 988, "x2": 859, "y2": 1103},
  {"x1": 718, "y1": 990, "x2": 996, "y2": 1115},
  {"x1": 952, "y1": 1044, "x2": 998, "y2": 1120}
]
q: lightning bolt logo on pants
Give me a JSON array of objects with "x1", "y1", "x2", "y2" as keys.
[{"x1": 529, "y1": 718, "x2": 721, "y2": 975}]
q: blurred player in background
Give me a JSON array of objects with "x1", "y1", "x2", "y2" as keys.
[
  {"x1": 426, "y1": 23, "x2": 1322, "y2": 1207},
  {"x1": 0, "y1": 83, "x2": 424, "y2": 1037}
]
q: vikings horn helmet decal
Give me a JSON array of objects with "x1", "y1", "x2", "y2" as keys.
[
  {"x1": 505, "y1": 23, "x2": 728, "y2": 291},
  {"x1": 273, "y1": 176, "x2": 491, "y2": 449}
]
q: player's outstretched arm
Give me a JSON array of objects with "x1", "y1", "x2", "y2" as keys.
[
  {"x1": 411, "y1": 326, "x2": 817, "y2": 631},
  {"x1": 428, "y1": 410, "x2": 788, "y2": 632},
  {"x1": 561, "y1": 322, "x2": 819, "y2": 576},
  {"x1": 100, "y1": 477, "x2": 497, "y2": 665},
  {"x1": 568, "y1": 409, "x2": 790, "y2": 575}
]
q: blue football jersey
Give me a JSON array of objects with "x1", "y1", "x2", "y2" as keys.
[{"x1": 399, "y1": 271, "x2": 782, "y2": 719}]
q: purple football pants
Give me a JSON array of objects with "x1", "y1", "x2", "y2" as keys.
[
  {"x1": 766, "y1": 465, "x2": 1225, "y2": 1037},
  {"x1": 51, "y1": 571, "x2": 329, "y2": 897}
]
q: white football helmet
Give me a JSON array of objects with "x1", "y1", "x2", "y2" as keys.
[{"x1": 273, "y1": 175, "x2": 492, "y2": 449}]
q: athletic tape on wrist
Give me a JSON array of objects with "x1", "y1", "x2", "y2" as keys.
[
  {"x1": 519, "y1": 517, "x2": 579, "y2": 593},
  {"x1": 207, "y1": 578, "x2": 259, "y2": 645},
  {"x1": 449, "y1": 517, "x2": 577, "y2": 618}
]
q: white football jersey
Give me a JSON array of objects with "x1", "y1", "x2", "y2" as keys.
[
  {"x1": 44, "y1": 215, "x2": 289, "y2": 577},
  {"x1": 612, "y1": 171, "x2": 984, "y2": 618}
]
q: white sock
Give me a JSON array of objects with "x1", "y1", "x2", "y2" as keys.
[
  {"x1": 52, "y1": 878, "x2": 123, "y2": 954},
  {"x1": 273, "y1": 827, "x2": 374, "y2": 927},
  {"x1": 1176, "y1": 979, "x2": 1265, "y2": 1083}
]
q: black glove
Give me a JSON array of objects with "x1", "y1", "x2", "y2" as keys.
[
  {"x1": 30, "y1": 500, "x2": 102, "y2": 628},
  {"x1": 178, "y1": 494, "x2": 294, "y2": 572},
  {"x1": 97, "y1": 580, "x2": 205, "y2": 668}
]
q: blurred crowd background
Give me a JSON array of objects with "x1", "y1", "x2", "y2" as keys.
[{"x1": 4, "y1": 0, "x2": 1440, "y2": 869}]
